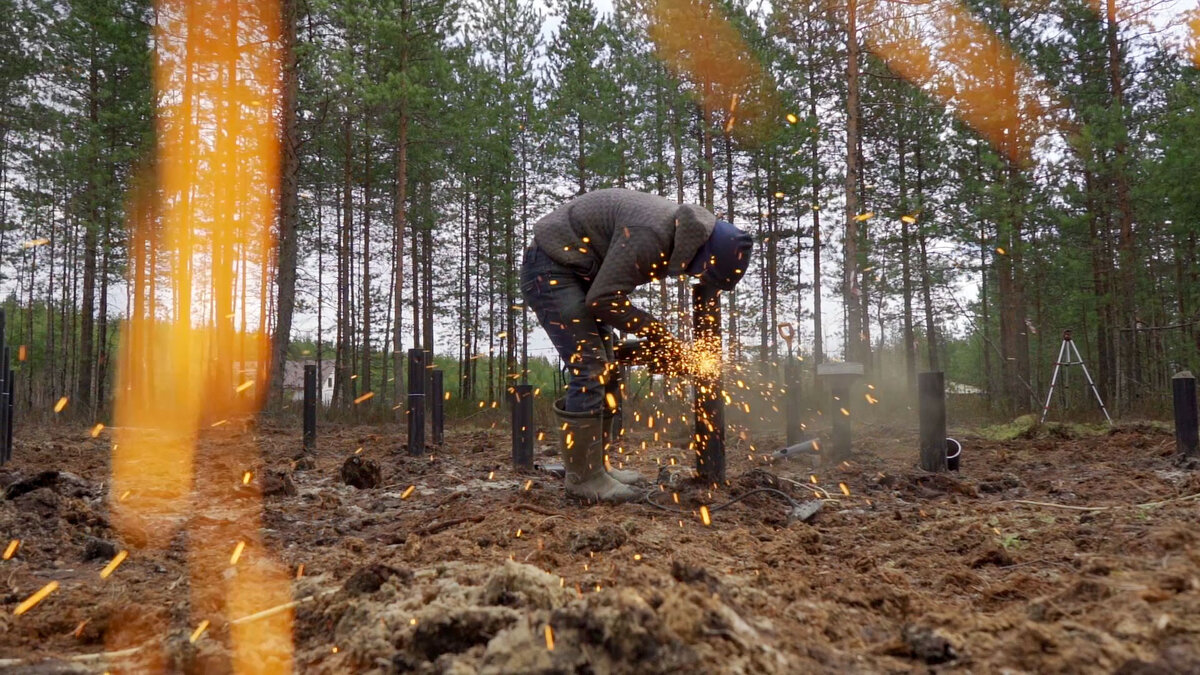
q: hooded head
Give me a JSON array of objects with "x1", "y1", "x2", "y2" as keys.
[{"x1": 686, "y1": 219, "x2": 753, "y2": 290}]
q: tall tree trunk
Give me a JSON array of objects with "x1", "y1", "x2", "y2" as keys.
[
  {"x1": 336, "y1": 117, "x2": 354, "y2": 411},
  {"x1": 270, "y1": 0, "x2": 301, "y2": 409},
  {"x1": 724, "y1": 130, "x2": 738, "y2": 360},
  {"x1": 898, "y1": 133, "x2": 915, "y2": 392},
  {"x1": 843, "y1": 0, "x2": 863, "y2": 363},
  {"x1": 1106, "y1": 0, "x2": 1136, "y2": 406},
  {"x1": 916, "y1": 143, "x2": 938, "y2": 372},
  {"x1": 78, "y1": 56, "x2": 100, "y2": 413},
  {"x1": 392, "y1": 109, "x2": 408, "y2": 407},
  {"x1": 361, "y1": 126, "x2": 373, "y2": 399}
]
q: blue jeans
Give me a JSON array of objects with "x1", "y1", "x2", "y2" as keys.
[{"x1": 520, "y1": 245, "x2": 617, "y2": 413}]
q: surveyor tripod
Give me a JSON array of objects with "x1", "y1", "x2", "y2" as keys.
[{"x1": 1040, "y1": 330, "x2": 1113, "y2": 425}]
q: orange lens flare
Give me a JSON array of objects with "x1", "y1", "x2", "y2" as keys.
[{"x1": 111, "y1": 0, "x2": 292, "y2": 670}]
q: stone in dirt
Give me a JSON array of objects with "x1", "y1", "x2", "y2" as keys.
[
  {"x1": 568, "y1": 523, "x2": 627, "y2": 553},
  {"x1": 82, "y1": 536, "x2": 119, "y2": 561},
  {"x1": 340, "y1": 456, "x2": 382, "y2": 489}
]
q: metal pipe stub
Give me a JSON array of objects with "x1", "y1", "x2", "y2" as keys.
[
  {"x1": 511, "y1": 384, "x2": 534, "y2": 469},
  {"x1": 692, "y1": 284, "x2": 725, "y2": 483},
  {"x1": 302, "y1": 364, "x2": 317, "y2": 451},
  {"x1": 407, "y1": 348, "x2": 427, "y2": 456},
  {"x1": 1174, "y1": 371, "x2": 1198, "y2": 458}
]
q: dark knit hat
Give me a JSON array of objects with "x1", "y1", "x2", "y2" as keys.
[{"x1": 686, "y1": 219, "x2": 753, "y2": 290}]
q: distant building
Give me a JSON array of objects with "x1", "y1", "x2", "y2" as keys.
[{"x1": 283, "y1": 359, "x2": 335, "y2": 405}]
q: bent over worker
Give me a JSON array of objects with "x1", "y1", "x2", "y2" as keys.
[{"x1": 520, "y1": 188, "x2": 754, "y2": 503}]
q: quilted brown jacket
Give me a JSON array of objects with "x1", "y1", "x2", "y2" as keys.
[{"x1": 531, "y1": 188, "x2": 716, "y2": 337}]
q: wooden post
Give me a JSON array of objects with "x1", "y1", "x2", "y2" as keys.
[
  {"x1": 693, "y1": 284, "x2": 725, "y2": 483},
  {"x1": 431, "y1": 369, "x2": 445, "y2": 445},
  {"x1": 407, "y1": 348, "x2": 426, "y2": 456},
  {"x1": 919, "y1": 371, "x2": 948, "y2": 472},
  {"x1": 302, "y1": 364, "x2": 317, "y2": 451},
  {"x1": 511, "y1": 384, "x2": 534, "y2": 468},
  {"x1": 785, "y1": 358, "x2": 803, "y2": 445},
  {"x1": 1173, "y1": 371, "x2": 1197, "y2": 458}
]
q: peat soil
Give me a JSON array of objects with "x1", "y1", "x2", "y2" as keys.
[{"x1": 1, "y1": 418, "x2": 1198, "y2": 673}]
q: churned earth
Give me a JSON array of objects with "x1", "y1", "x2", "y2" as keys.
[{"x1": 0, "y1": 414, "x2": 1198, "y2": 673}]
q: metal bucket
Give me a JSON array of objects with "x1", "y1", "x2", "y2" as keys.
[{"x1": 946, "y1": 438, "x2": 962, "y2": 471}]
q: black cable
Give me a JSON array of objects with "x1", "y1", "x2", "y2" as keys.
[{"x1": 643, "y1": 486, "x2": 803, "y2": 515}]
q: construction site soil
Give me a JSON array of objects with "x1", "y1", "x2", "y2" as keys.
[{"x1": 1, "y1": 418, "x2": 1198, "y2": 673}]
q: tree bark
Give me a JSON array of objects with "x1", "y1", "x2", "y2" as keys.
[
  {"x1": 271, "y1": 0, "x2": 301, "y2": 409},
  {"x1": 843, "y1": 0, "x2": 863, "y2": 364}
]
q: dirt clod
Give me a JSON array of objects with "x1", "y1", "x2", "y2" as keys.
[
  {"x1": 343, "y1": 563, "x2": 412, "y2": 595},
  {"x1": 340, "y1": 456, "x2": 381, "y2": 489},
  {"x1": 262, "y1": 470, "x2": 298, "y2": 497},
  {"x1": 895, "y1": 624, "x2": 956, "y2": 664},
  {"x1": 82, "y1": 536, "x2": 118, "y2": 561},
  {"x1": 568, "y1": 523, "x2": 627, "y2": 553}
]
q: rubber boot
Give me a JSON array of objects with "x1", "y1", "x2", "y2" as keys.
[
  {"x1": 602, "y1": 410, "x2": 645, "y2": 485},
  {"x1": 554, "y1": 400, "x2": 639, "y2": 503}
]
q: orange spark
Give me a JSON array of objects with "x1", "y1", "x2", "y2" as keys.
[
  {"x1": 235, "y1": 380, "x2": 255, "y2": 393},
  {"x1": 2, "y1": 539, "x2": 18, "y2": 560},
  {"x1": 354, "y1": 392, "x2": 375, "y2": 404},
  {"x1": 700, "y1": 505, "x2": 712, "y2": 526},
  {"x1": 230, "y1": 541, "x2": 246, "y2": 566},
  {"x1": 189, "y1": 620, "x2": 210, "y2": 644},
  {"x1": 53, "y1": 397, "x2": 68, "y2": 413},
  {"x1": 839, "y1": 483, "x2": 851, "y2": 496},
  {"x1": 544, "y1": 625, "x2": 555, "y2": 651},
  {"x1": 13, "y1": 581, "x2": 59, "y2": 616},
  {"x1": 99, "y1": 550, "x2": 129, "y2": 579},
  {"x1": 90, "y1": 423, "x2": 105, "y2": 438},
  {"x1": 401, "y1": 485, "x2": 416, "y2": 500}
]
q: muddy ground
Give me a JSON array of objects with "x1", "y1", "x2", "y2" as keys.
[{"x1": 1, "y1": 414, "x2": 1198, "y2": 674}]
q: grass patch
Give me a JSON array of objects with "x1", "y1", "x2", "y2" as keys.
[{"x1": 972, "y1": 414, "x2": 1119, "y2": 441}]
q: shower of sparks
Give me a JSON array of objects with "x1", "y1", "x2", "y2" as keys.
[
  {"x1": 3, "y1": 539, "x2": 18, "y2": 560},
  {"x1": 99, "y1": 550, "x2": 129, "y2": 579},
  {"x1": 13, "y1": 581, "x2": 59, "y2": 616},
  {"x1": 190, "y1": 620, "x2": 210, "y2": 643},
  {"x1": 53, "y1": 397, "x2": 68, "y2": 413}
]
